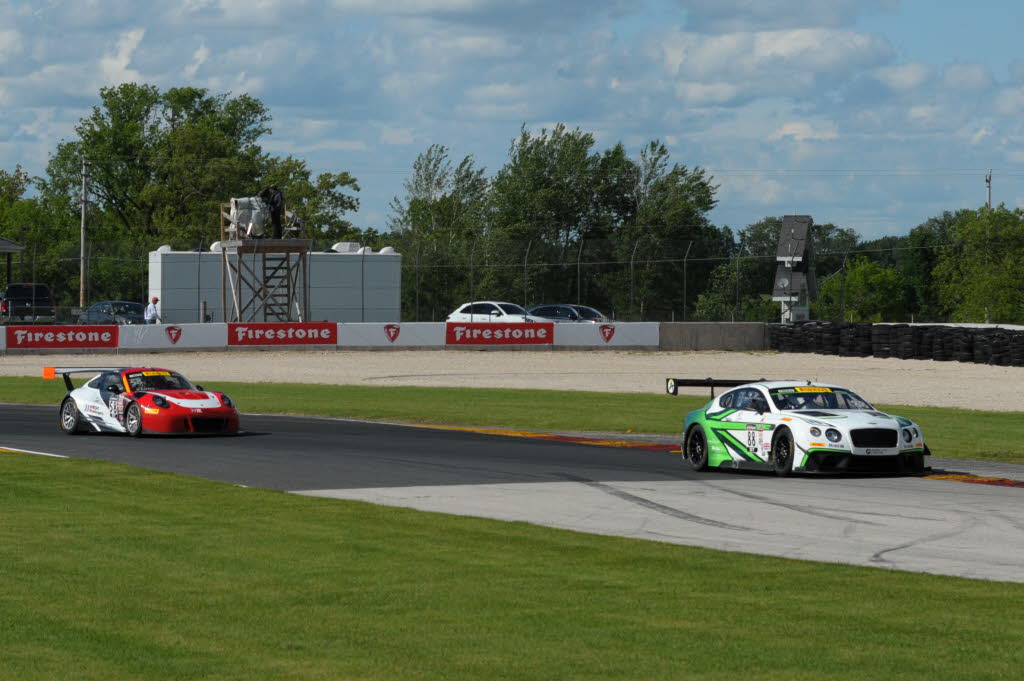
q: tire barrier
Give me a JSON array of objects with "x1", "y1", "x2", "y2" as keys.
[{"x1": 767, "y1": 322, "x2": 1024, "y2": 367}]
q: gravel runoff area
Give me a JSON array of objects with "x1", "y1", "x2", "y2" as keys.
[{"x1": 1, "y1": 349, "x2": 1018, "y2": 412}]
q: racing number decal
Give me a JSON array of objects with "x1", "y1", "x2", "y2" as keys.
[
  {"x1": 107, "y1": 394, "x2": 127, "y2": 423},
  {"x1": 745, "y1": 425, "x2": 758, "y2": 453}
]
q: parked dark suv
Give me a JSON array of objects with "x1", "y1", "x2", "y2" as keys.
[{"x1": 0, "y1": 283, "x2": 57, "y2": 324}]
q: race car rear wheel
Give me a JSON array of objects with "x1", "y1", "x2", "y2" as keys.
[
  {"x1": 770, "y1": 428, "x2": 794, "y2": 477},
  {"x1": 125, "y1": 403, "x2": 143, "y2": 437},
  {"x1": 59, "y1": 397, "x2": 83, "y2": 435},
  {"x1": 684, "y1": 426, "x2": 709, "y2": 472}
]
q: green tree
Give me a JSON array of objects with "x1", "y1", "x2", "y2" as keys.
[
  {"x1": 693, "y1": 258, "x2": 778, "y2": 322},
  {"x1": 901, "y1": 210, "x2": 966, "y2": 321},
  {"x1": 812, "y1": 256, "x2": 906, "y2": 322},
  {"x1": 388, "y1": 144, "x2": 489, "y2": 319},
  {"x1": 609, "y1": 140, "x2": 723, "y2": 320},
  {"x1": 31, "y1": 83, "x2": 362, "y2": 306},
  {"x1": 0, "y1": 165, "x2": 32, "y2": 206},
  {"x1": 933, "y1": 205, "x2": 1024, "y2": 323}
]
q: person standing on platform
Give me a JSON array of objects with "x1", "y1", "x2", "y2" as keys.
[{"x1": 261, "y1": 186, "x2": 285, "y2": 238}]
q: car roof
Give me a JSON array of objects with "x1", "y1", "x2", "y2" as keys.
[{"x1": 741, "y1": 380, "x2": 848, "y2": 391}]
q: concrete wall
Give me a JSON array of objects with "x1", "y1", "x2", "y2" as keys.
[
  {"x1": 148, "y1": 247, "x2": 402, "y2": 324},
  {"x1": 658, "y1": 322, "x2": 768, "y2": 351}
]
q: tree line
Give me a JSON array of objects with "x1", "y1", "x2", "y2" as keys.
[{"x1": 1, "y1": 83, "x2": 1021, "y2": 323}]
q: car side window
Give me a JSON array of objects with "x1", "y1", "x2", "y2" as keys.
[
  {"x1": 733, "y1": 388, "x2": 766, "y2": 411},
  {"x1": 719, "y1": 391, "x2": 736, "y2": 409}
]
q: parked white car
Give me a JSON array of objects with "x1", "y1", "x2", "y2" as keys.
[{"x1": 446, "y1": 301, "x2": 545, "y2": 323}]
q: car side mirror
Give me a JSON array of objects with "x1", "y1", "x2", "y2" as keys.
[
  {"x1": 754, "y1": 400, "x2": 768, "y2": 414},
  {"x1": 195, "y1": 385, "x2": 204, "y2": 391},
  {"x1": 106, "y1": 384, "x2": 122, "y2": 394}
]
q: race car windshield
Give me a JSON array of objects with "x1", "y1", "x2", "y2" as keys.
[
  {"x1": 769, "y1": 387, "x2": 873, "y2": 411},
  {"x1": 126, "y1": 371, "x2": 194, "y2": 391}
]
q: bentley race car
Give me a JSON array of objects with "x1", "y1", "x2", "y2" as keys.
[
  {"x1": 45, "y1": 366, "x2": 240, "y2": 436},
  {"x1": 666, "y1": 378, "x2": 930, "y2": 475}
]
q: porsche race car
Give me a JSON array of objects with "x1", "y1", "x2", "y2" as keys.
[
  {"x1": 45, "y1": 366, "x2": 240, "y2": 436},
  {"x1": 666, "y1": 378, "x2": 930, "y2": 475}
]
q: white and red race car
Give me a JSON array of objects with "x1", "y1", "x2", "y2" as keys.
[{"x1": 45, "y1": 366, "x2": 240, "y2": 436}]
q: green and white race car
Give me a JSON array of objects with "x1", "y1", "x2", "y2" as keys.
[{"x1": 666, "y1": 378, "x2": 931, "y2": 476}]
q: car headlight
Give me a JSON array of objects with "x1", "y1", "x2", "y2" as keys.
[
  {"x1": 221, "y1": 394, "x2": 233, "y2": 407},
  {"x1": 152, "y1": 395, "x2": 169, "y2": 409},
  {"x1": 825, "y1": 429, "x2": 842, "y2": 443},
  {"x1": 902, "y1": 428, "x2": 913, "y2": 443},
  {"x1": 809, "y1": 427, "x2": 821, "y2": 437}
]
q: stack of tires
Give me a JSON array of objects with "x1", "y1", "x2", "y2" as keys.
[
  {"x1": 812, "y1": 322, "x2": 841, "y2": 355},
  {"x1": 871, "y1": 325, "x2": 893, "y2": 358},
  {"x1": 767, "y1": 323, "x2": 1024, "y2": 367},
  {"x1": 838, "y1": 323, "x2": 872, "y2": 356},
  {"x1": 1011, "y1": 333, "x2": 1024, "y2": 367},
  {"x1": 890, "y1": 325, "x2": 919, "y2": 359}
]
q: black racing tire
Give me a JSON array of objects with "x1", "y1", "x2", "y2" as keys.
[
  {"x1": 59, "y1": 397, "x2": 83, "y2": 435},
  {"x1": 771, "y1": 428, "x2": 795, "y2": 477},
  {"x1": 684, "y1": 426, "x2": 709, "y2": 472},
  {"x1": 903, "y1": 452, "x2": 926, "y2": 475},
  {"x1": 124, "y1": 402, "x2": 144, "y2": 437}
]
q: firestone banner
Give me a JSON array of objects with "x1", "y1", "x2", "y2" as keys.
[
  {"x1": 445, "y1": 322, "x2": 554, "y2": 345},
  {"x1": 5, "y1": 325, "x2": 118, "y2": 350},
  {"x1": 227, "y1": 322, "x2": 339, "y2": 346}
]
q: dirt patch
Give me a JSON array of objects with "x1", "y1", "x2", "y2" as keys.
[{"x1": 3, "y1": 349, "x2": 1017, "y2": 412}]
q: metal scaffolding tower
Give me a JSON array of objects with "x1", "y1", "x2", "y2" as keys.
[{"x1": 219, "y1": 239, "x2": 313, "y2": 322}]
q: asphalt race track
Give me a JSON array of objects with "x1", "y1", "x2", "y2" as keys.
[{"x1": 4, "y1": 404, "x2": 1024, "y2": 584}]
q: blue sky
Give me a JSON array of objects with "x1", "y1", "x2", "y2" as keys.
[{"x1": 2, "y1": 0, "x2": 1023, "y2": 240}]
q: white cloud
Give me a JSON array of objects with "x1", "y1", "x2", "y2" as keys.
[
  {"x1": 378, "y1": 125, "x2": 416, "y2": 145},
  {"x1": 769, "y1": 121, "x2": 838, "y2": 142},
  {"x1": 100, "y1": 28, "x2": 145, "y2": 85},
  {"x1": 994, "y1": 87, "x2": 1024, "y2": 116},
  {"x1": 676, "y1": 0, "x2": 898, "y2": 33},
  {"x1": 875, "y1": 61, "x2": 932, "y2": 91},
  {"x1": 183, "y1": 44, "x2": 210, "y2": 79},
  {"x1": 941, "y1": 63, "x2": 993, "y2": 91},
  {"x1": 0, "y1": 29, "x2": 24, "y2": 63}
]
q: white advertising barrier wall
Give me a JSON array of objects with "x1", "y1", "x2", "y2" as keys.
[
  {"x1": 338, "y1": 322, "x2": 445, "y2": 347},
  {"x1": 119, "y1": 323, "x2": 228, "y2": 350},
  {"x1": 553, "y1": 322, "x2": 660, "y2": 347}
]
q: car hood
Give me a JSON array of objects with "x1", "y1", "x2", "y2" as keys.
[
  {"x1": 785, "y1": 409, "x2": 908, "y2": 429},
  {"x1": 140, "y1": 389, "x2": 220, "y2": 402}
]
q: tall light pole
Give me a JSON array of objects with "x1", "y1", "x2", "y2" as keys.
[{"x1": 79, "y1": 160, "x2": 88, "y2": 308}]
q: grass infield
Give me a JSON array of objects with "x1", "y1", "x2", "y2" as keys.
[
  {"x1": 1, "y1": 453, "x2": 1022, "y2": 681},
  {"x1": 3, "y1": 377, "x2": 1023, "y2": 464}
]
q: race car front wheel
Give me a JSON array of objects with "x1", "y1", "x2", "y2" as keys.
[
  {"x1": 771, "y1": 428, "x2": 794, "y2": 477},
  {"x1": 684, "y1": 426, "x2": 709, "y2": 472},
  {"x1": 59, "y1": 397, "x2": 83, "y2": 435},
  {"x1": 125, "y1": 403, "x2": 144, "y2": 437}
]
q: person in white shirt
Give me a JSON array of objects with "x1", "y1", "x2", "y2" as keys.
[{"x1": 145, "y1": 296, "x2": 160, "y2": 324}]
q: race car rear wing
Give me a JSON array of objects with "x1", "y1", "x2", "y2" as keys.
[
  {"x1": 665, "y1": 377, "x2": 766, "y2": 398},
  {"x1": 43, "y1": 366, "x2": 124, "y2": 391}
]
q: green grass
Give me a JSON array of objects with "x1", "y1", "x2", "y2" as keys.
[
  {"x1": 4, "y1": 377, "x2": 1023, "y2": 463},
  {"x1": 2, "y1": 452, "x2": 1022, "y2": 681}
]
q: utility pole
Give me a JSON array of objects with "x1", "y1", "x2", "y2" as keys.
[
  {"x1": 986, "y1": 169, "x2": 992, "y2": 208},
  {"x1": 79, "y1": 160, "x2": 88, "y2": 308}
]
